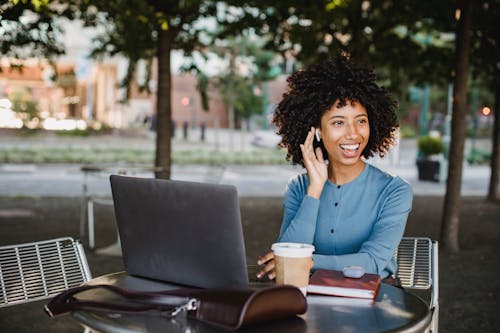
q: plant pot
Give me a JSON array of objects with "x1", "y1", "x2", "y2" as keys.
[{"x1": 416, "y1": 159, "x2": 440, "y2": 182}]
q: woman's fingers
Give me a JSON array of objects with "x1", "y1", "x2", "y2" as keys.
[
  {"x1": 302, "y1": 127, "x2": 327, "y2": 196},
  {"x1": 257, "y1": 252, "x2": 274, "y2": 265},
  {"x1": 302, "y1": 127, "x2": 327, "y2": 171},
  {"x1": 256, "y1": 252, "x2": 276, "y2": 280},
  {"x1": 256, "y1": 260, "x2": 276, "y2": 280},
  {"x1": 301, "y1": 128, "x2": 316, "y2": 161},
  {"x1": 305, "y1": 127, "x2": 314, "y2": 147},
  {"x1": 315, "y1": 147, "x2": 324, "y2": 164}
]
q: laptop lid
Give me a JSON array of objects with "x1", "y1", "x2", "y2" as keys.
[{"x1": 110, "y1": 175, "x2": 248, "y2": 288}]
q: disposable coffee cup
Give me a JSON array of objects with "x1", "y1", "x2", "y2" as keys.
[{"x1": 271, "y1": 242, "x2": 315, "y2": 295}]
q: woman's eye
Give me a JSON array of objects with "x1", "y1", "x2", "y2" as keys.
[
  {"x1": 358, "y1": 118, "x2": 368, "y2": 124},
  {"x1": 333, "y1": 121, "x2": 343, "y2": 126}
]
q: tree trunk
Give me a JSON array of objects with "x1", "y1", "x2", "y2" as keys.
[
  {"x1": 348, "y1": 0, "x2": 364, "y2": 60},
  {"x1": 440, "y1": 0, "x2": 473, "y2": 253},
  {"x1": 487, "y1": 78, "x2": 500, "y2": 201},
  {"x1": 155, "y1": 28, "x2": 173, "y2": 179}
]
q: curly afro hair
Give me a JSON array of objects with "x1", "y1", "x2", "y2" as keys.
[{"x1": 272, "y1": 54, "x2": 399, "y2": 167}]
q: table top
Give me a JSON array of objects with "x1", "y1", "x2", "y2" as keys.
[{"x1": 72, "y1": 272, "x2": 431, "y2": 333}]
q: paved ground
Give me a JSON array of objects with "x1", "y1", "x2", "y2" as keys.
[
  {"x1": 0, "y1": 128, "x2": 493, "y2": 197},
  {"x1": 1, "y1": 195, "x2": 499, "y2": 333}
]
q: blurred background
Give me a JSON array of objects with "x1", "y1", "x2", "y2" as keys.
[
  {"x1": 0, "y1": 1, "x2": 496, "y2": 164},
  {"x1": 0, "y1": 1, "x2": 499, "y2": 332}
]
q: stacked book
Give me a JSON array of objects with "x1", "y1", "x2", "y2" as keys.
[{"x1": 307, "y1": 269, "x2": 382, "y2": 299}]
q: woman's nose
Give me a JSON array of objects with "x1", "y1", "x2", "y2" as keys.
[{"x1": 345, "y1": 122, "x2": 359, "y2": 138}]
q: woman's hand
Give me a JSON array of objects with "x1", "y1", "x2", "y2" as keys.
[
  {"x1": 256, "y1": 252, "x2": 276, "y2": 280},
  {"x1": 300, "y1": 127, "x2": 328, "y2": 198}
]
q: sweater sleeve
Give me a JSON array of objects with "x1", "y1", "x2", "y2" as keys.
[
  {"x1": 277, "y1": 175, "x2": 320, "y2": 244},
  {"x1": 313, "y1": 178, "x2": 413, "y2": 277}
]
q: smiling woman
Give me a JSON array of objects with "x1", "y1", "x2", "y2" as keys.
[{"x1": 257, "y1": 55, "x2": 413, "y2": 283}]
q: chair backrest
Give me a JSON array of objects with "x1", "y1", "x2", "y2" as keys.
[
  {"x1": 396, "y1": 237, "x2": 439, "y2": 332},
  {"x1": 396, "y1": 237, "x2": 433, "y2": 289},
  {"x1": 396, "y1": 237, "x2": 439, "y2": 310},
  {"x1": 0, "y1": 237, "x2": 92, "y2": 307}
]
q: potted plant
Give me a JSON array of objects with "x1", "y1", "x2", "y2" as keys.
[{"x1": 416, "y1": 136, "x2": 445, "y2": 182}]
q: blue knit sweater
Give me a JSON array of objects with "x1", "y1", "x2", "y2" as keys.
[{"x1": 278, "y1": 163, "x2": 413, "y2": 278}]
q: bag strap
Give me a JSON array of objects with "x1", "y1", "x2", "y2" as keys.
[{"x1": 44, "y1": 284, "x2": 199, "y2": 318}]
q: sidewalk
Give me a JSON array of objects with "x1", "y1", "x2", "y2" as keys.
[
  {"x1": 0, "y1": 128, "x2": 492, "y2": 197},
  {"x1": 0, "y1": 162, "x2": 491, "y2": 197}
]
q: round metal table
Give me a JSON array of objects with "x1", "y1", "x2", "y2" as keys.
[{"x1": 72, "y1": 272, "x2": 431, "y2": 333}]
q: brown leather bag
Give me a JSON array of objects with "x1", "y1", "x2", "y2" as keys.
[
  {"x1": 45, "y1": 284, "x2": 307, "y2": 330},
  {"x1": 186, "y1": 287, "x2": 307, "y2": 329}
]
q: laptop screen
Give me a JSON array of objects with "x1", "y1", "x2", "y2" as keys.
[{"x1": 110, "y1": 175, "x2": 248, "y2": 288}]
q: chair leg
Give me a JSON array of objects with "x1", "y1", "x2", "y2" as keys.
[
  {"x1": 87, "y1": 200, "x2": 95, "y2": 250},
  {"x1": 431, "y1": 304, "x2": 439, "y2": 333},
  {"x1": 431, "y1": 241, "x2": 439, "y2": 333},
  {"x1": 80, "y1": 201, "x2": 86, "y2": 241},
  {"x1": 80, "y1": 182, "x2": 88, "y2": 241}
]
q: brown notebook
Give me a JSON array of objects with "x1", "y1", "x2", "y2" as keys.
[{"x1": 307, "y1": 269, "x2": 382, "y2": 299}]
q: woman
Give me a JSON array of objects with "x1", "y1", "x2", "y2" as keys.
[{"x1": 257, "y1": 55, "x2": 412, "y2": 282}]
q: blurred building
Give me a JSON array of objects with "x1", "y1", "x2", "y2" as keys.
[
  {"x1": 0, "y1": 56, "x2": 290, "y2": 131},
  {"x1": 0, "y1": 59, "x2": 118, "y2": 129},
  {"x1": 0, "y1": 18, "x2": 296, "y2": 131},
  {"x1": 0, "y1": 20, "x2": 290, "y2": 130}
]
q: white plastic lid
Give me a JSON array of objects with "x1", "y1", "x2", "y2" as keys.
[{"x1": 271, "y1": 242, "x2": 315, "y2": 258}]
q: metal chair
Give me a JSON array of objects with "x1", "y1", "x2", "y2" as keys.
[
  {"x1": 396, "y1": 237, "x2": 439, "y2": 333},
  {"x1": 80, "y1": 165, "x2": 117, "y2": 250},
  {"x1": 80, "y1": 164, "x2": 161, "y2": 250},
  {"x1": 0, "y1": 237, "x2": 92, "y2": 307}
]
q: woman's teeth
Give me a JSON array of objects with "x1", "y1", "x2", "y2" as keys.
[{"x1": 340, "y1": 144, "x2": 360, "y2": 151}]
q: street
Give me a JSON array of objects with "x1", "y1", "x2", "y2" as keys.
[
  {"x1": 0, "y1": 128, "x2": 492, "y2": 198},
  {"x1": 0, "y1": 161, "x2": 492, "y2": 198}
]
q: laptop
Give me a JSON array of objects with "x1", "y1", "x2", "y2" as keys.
[{"x1": 109, "y1": 175, "x2": 248, "y2": 288}]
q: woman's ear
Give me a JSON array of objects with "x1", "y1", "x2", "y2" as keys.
[{"x1": 315, "y1": 128, "x2": 321, "y2": 142}]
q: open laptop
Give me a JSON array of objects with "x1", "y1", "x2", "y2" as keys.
[{"x1": 109, "y1": 175, "x2": 248, "y2": 288}]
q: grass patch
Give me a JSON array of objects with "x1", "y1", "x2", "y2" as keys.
[{"x1": 0, "y1": 146, "x2": 288, "y2": 165}]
